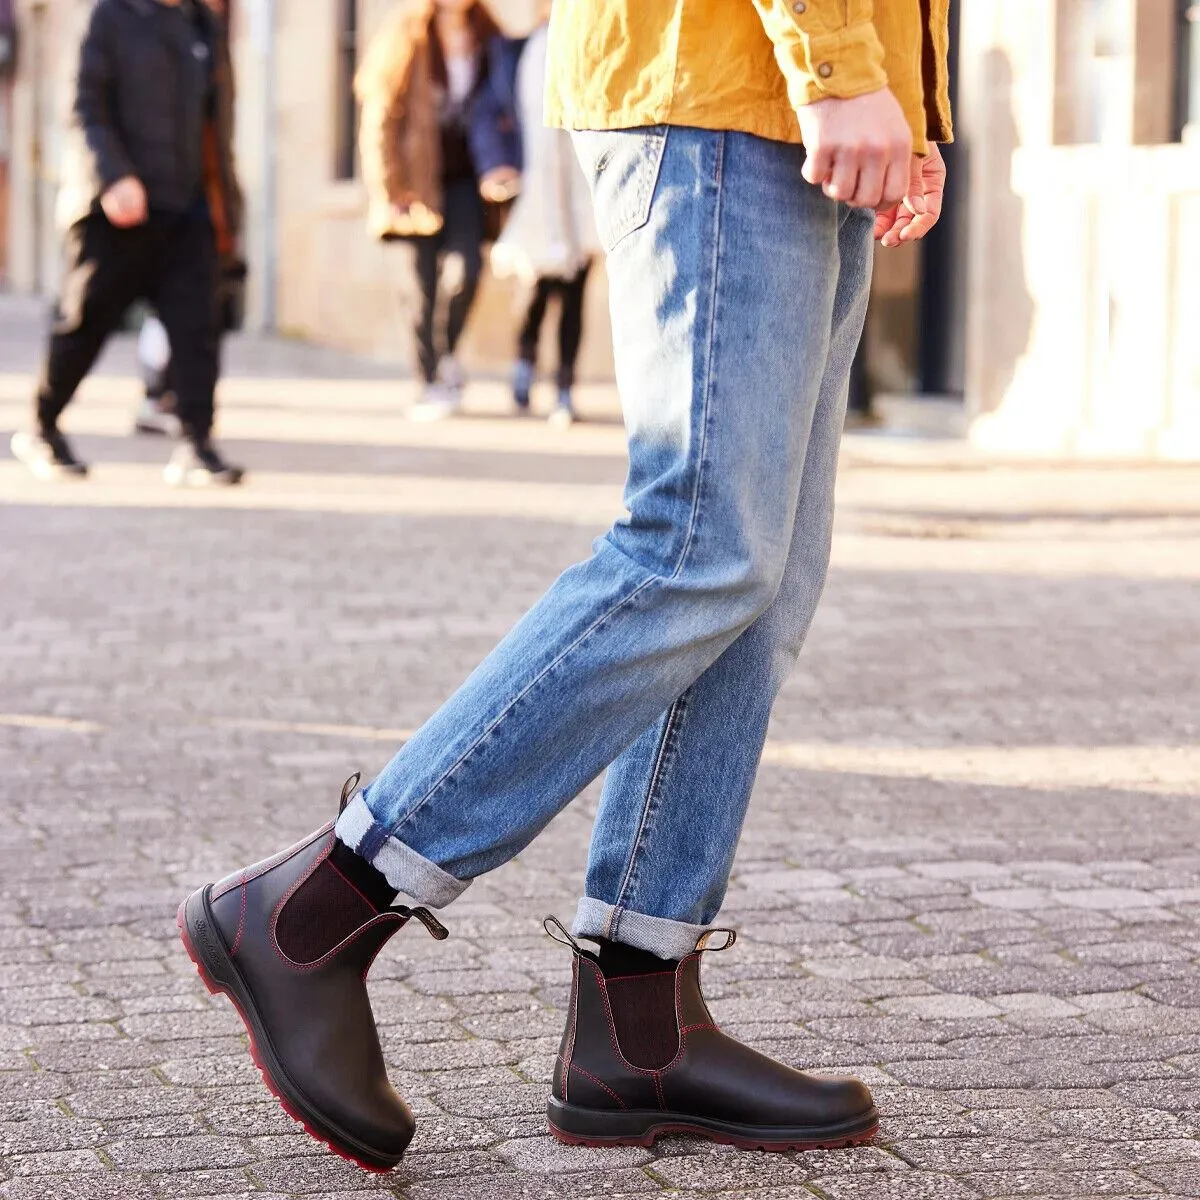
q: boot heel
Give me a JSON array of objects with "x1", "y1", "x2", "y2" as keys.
[{"x1": 546, "y1": 1097, "x2": 660, "y2": 1146}]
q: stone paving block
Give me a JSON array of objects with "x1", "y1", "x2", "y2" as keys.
[
  {"x1": 104, "y1": 1133, "x2": 257, "y2": 1170},
  {"x1": 647, "y1": 1153, "x2": 820, "y2": 1191},
  {"x1": 0, "y1": 1176, "x2": 161, "y2": 1200},
  {"x1": 943, "y1": 1088, "x2": 1119, "y2": 1111},
  {"x1": 7, "y1": 1148, "x2": 104, "y2": 1175},
  {"x1": 970, "y1": 889, "x2": 1053, "y2": 910},
  {"x1": 1053, "y1": 889, "x2": 1163, "y2": 910},
  {"x1": 957, "y1": 1170, "x2": 1160, "y2": 1195},
  {"x1": 248, "y1": 1154, "x2": 401, "y2": 1192},
  {"x1": 406, "y1": 1114, "x2": 501, "y2": 1154},
  {"x1": 138, "y1": 1168, "x2": 261, "y2": 1196},
  {"x1": 430, "y1": 1082, "x2": 548, "y2": 1119},
  {"x1": 883, "y1": 1061, "x2": 1035, "y2": 1090},
  {"x1": 1137, "y1": 1163, "x2": 1200, "y2": 1195},
  {"x1": 386, "y1": 1037, "x2": 518, "y2": 1072},
  {"x1": 896, "y1": 1137, "x2": 1141, "y2": 1172},
  {"x1": 1142, "y1": 980, "x2": 1200, "y2": 1008},
  {"x1": 0, "y1": 1116, "x2": 104, "y2": 1155},
  {"x1": 989, "y1": 993, "x2": 1084, "y2": 1019},
  {"x1": 949, "y1": 1109, "x2": 1060, "y2": 1141},
  {"x1": 1087, "y1": 1009, "x2": 1200, "y2": 1037},
  {"x1": 405, "y1": 970, "x2": 536, "y2": 997},
  {"x1": 0, "y1": 1072, "x2": 69, "y2": 1101},
  {"x1": 879, "y1": 996, "x2": 1004, "y2": 1020},
  {"x1": 397, "y1": 1065, "x2": 523, "y2": 1095},
  {"x1": 67, "y1": 1085, "x2": 206, "y2": 1119},
  {"x1": 158, "y1": 1055, "x2": 261, "y2": 1087},
  {"x1": 813, "y1": 1176, "x2": 982, "y2": 1200},
  {"x1": 100, "y1": 1113, "x2": 210, "y2": 1140},
  {"x1": 408, "y1": 1167, "x2": 663, "y2": 1200},
  {"x1": 493, "y1": 1135, "x2": 652, "y2": 1173}
]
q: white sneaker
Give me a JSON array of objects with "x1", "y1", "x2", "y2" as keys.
[
  {"x1": 436, "y1": 355, "x2": 466, "y2": 392},
  {"x1": 407, "y1": 381, "x2": 461, "y2": 423},
  {"x1": 133, "y1": 395, "x2": 181, "y2": 438}
]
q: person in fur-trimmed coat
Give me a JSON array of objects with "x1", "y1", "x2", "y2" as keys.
[{"x1": 357, "y1": 0, "x2": 516, "y2": 421}]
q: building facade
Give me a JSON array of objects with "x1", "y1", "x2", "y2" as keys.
[{"x1": 2, "y1": 0, "x2": 1198, "y2": 457}]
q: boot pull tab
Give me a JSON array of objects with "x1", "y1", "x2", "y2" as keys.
[
  {"x1": 408, "y1": 907, "x2": 449, "y2": 940},
  {"x1": 543, "y1": 915, "x2": 583, "y2": 953},
  {"x1": 694, "y1": 928, "x2": 736, "y2": 953},
  {"x1": 338, "y1": 772, "x2": 362, "y2": 814}
]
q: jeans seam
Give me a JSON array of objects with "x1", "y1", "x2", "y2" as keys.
[
  {"x1": 664, "y1": 130, "x2": 724, "y2": 582},
  {"x1": 609, "y1": 695, "x2": 689, "y2": 926},
  {"x1": 608, "y1": 132, "x2": 726, "y2": 931},
  {"x1": 387, "y1": 131, "x2": 727, "y2": 851}
]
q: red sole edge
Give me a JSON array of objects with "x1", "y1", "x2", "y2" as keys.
[
  {"x1": 175, "y1": 901, "x2": 397, "y2": 1174},
  {"x1": 547, "y1": 1117, "x2": 879, "y2": 1152}
]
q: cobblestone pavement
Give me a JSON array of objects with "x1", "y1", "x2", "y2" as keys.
[{"x1": 2, "y1": 300, "x2": 1200, "y2": 1199}]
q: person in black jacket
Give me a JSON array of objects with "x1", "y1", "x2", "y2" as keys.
[{"x1": 10, "y1": 0, "x2": 244, "y2": 485}]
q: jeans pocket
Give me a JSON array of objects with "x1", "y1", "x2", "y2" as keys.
[{"x1": 572, "y1": 126, "x2": 669, "y2": 254}]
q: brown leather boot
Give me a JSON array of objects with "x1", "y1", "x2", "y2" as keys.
[
  {"x1": 544, "y1": 919, "x2": 878, "y2": 1151},
  {"x1": 177, "y1": 776, "x2": 447, "y2": 1171}
]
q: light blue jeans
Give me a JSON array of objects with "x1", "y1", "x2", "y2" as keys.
[{"x1": 337, "y1": 126, "x2": 874, "y2": 959}]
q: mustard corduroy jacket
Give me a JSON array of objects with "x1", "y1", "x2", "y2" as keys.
[{"x1": 546, "y1": 0, "x2": 953, "y2": 155}]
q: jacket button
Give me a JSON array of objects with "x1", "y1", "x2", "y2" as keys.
[
  {"x1": 792, "y1": 1, "x2": 806, "y2": 11},
  {"x1": 817, "y1": 62, "x2": 833, "y2": 79}
]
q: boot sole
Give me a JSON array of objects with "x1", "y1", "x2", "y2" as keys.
[
  {"x1": 547, "y1": 1096, "x2": 879, "y2": 1152},
  {"x1": 177, "y1": 886, "x2": 407, "y2": 1172}
]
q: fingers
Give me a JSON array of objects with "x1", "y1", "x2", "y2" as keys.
[
  {"x1": 820, "y1": 141, "x2": 909, "y2": 208},
  {"x1": 849, "y1": 145, "x2": 886, "y2": 209},
  {"x1": 877, "y1": 209, "x2": 914, "y2": 248},
  {"x1": 896, "y1": 210, "x2": 938, "y2": 243},
  {"x1": 825, "y1": 150, "x2": 860, "y2": 205},
  {"x1": 802, "y1": 141, "x2": 834, "y2": 189},
  {"x1": 904, "y1": 155, "x2": 926, "y2": 215}
]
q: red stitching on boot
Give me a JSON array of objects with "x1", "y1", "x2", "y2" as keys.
[
  {"x1": 570, "y1": 1063, "x2": 629, "y2": 1110},
  {"x1": 228, "y1": 874, "x2": 248, "y2": 956},
  {"x1": 653, "y1": 1071, "x2": 666, "y2": 1110}
]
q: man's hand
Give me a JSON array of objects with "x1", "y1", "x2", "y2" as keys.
[
  {"x1": 797, "y1": 88, "x2": 912, "y2": 210},
  {"x1": 479, "y1": 166, "x2": 521, "y2": 204},
  {"x1": 100, "y1": 176, "x2": 147, "y2": 228},
  {"x1": 874, "y1": 144, "x2": 946, "y2": 247}
]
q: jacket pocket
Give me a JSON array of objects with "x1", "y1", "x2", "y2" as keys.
[{"x1": 572, "y1": 126, "x2": 669, "y2": 254}]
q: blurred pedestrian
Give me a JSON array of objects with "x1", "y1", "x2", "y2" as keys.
[
  {"x1": 11, "y1": 0, "x2": 245, "y2": 485},
  {"x1": 357, "y1": 0, "x2": 516, "y2": 422},
  {"x1": 486, "y1": 8, "x2": 598, "y2": 427}
]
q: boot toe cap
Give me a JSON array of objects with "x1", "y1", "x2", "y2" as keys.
[{"x1": 807, "y1": 1074, "x2": 876, "y2": 1125}]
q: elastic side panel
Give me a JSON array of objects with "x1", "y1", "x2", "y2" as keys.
[
  {"x1": 275, "y1": 860, "x2": 375, "y2": 964},
  {"x1": 605, "y1": 973, "x2": 679, "y2": 1070}
]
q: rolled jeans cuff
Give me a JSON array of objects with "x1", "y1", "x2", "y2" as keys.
[
  {"x1": 572, "y1": 896, "x2": 711, "y2": 961},
  {"x1": 334, "y1": 794, "x2": 470, "y2": 909}
]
